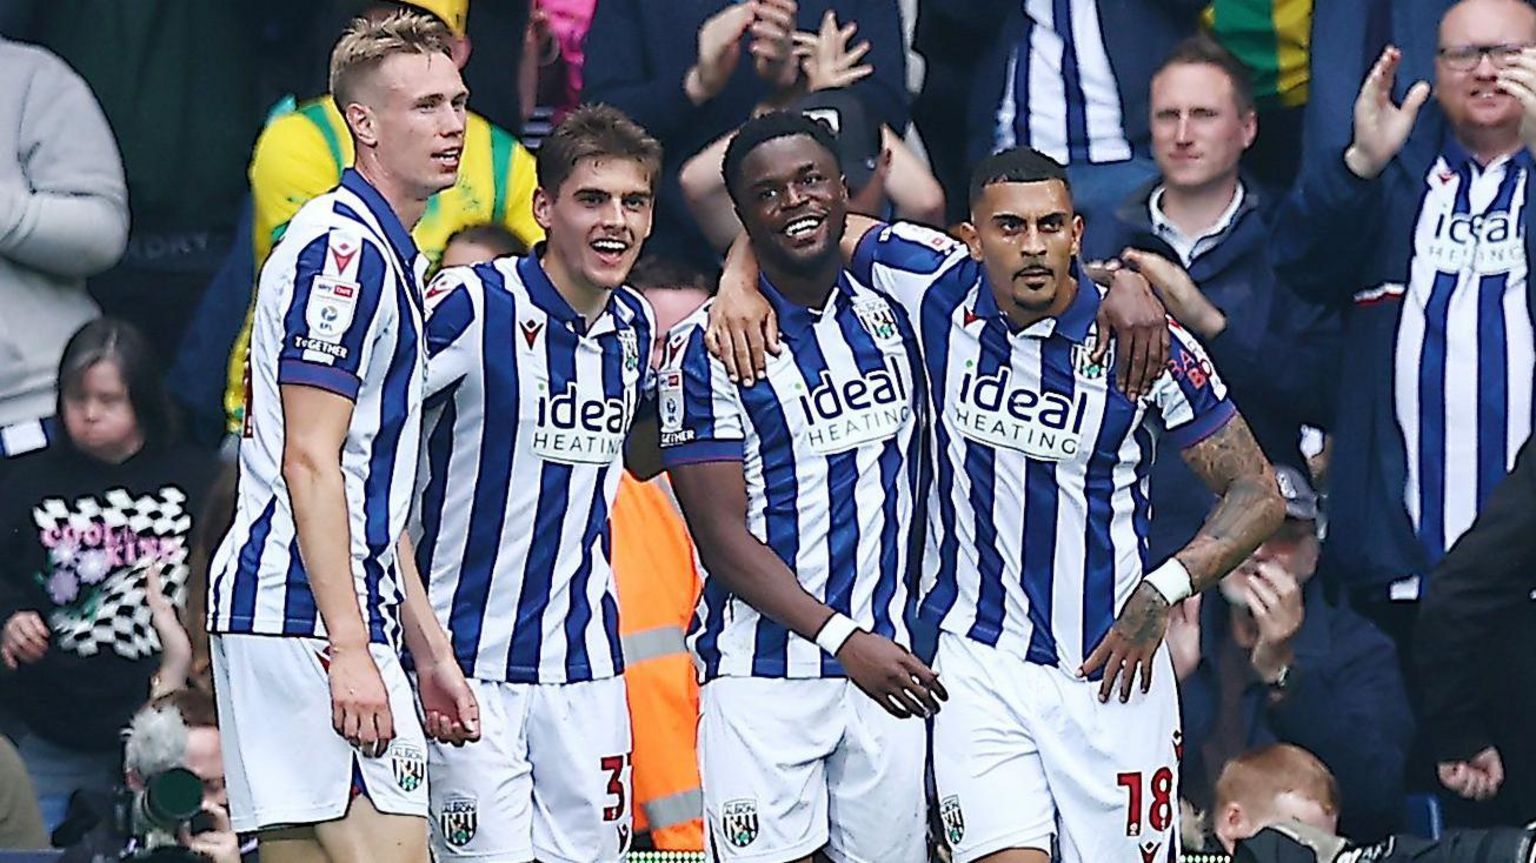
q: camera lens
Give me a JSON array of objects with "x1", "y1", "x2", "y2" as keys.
[{"x1": 140, "y1": 768, "x2": 203, "y2": 830}]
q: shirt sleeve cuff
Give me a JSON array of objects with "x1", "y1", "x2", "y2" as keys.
[
  {"x1": 277, "y1": 359, "x2": 361, "y2": 401},
  {"x1": 1170, "y1": 400, "x2": 1237, "y2": 450},
  {"x1": 661, "y1": 438, "x2": 744, "y2": 467}
]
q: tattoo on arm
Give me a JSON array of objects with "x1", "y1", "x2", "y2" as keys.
[{"x1": 1176, "y1": 415, "x2": 1286, "y2": 593}]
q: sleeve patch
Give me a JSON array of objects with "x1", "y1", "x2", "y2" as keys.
[
  {"x1": 659, "y1": 369, "x2": 690, "y2": 443},
  {"x1": 303, "y1": 276, "x2": 360, "y2": 345},
  {"x1": 887, "y1": 221, "x2": 963, "y2": 252}
]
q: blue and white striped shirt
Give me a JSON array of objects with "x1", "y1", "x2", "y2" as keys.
[
  {"x1": 209, "y1": 168, "x2": 427, "y2": 647},
  {"x1": 411, "y1": 252, "x2": 656, "y2": 684},
  {"x1": 659, "y1": 273, "x2": 925, "y2": 681},
  {"x1": 851, "y1": 222, "x2": 1234, "y2": 673},
  {"x1": 993, "y1": 0, "x2": 1133, "y2": 166},
  {"x1": 1396, "y1": 144, "x2": 1534, "y2": 570}
]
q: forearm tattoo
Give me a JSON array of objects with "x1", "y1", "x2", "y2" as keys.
[{"x1": 1177, "y1": 415, "x2": 1287, "y2": 593}]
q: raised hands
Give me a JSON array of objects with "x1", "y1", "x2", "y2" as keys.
[
  {"x1": 793, "y1": 10, "x2": 873, "y2": 93},
  {"x1": 1346, "y1": 46, "x2": 1432, "y2": 179}
]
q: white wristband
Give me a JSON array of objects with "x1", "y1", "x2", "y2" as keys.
[
  {"x1": 814, "y1": 613, "x2": 860, "y2": 655},
  {"x1": 1143, "y1": 558, "x2": 1194, "y2": 605}
]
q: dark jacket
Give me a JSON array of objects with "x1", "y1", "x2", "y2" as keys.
[
  {"x1": 1301, "y1": 0, "x2": 1450, "y2": 170},
  {"x1": 966, "y1": 0, "x2": 1203, "y2": 167},
  {"x1": 1091, "y1": 179, "x2": 1341, "y2": 562},
  {"x1": 1182, "y1": 581, "x2": 1413, "y2": 840},
  {"x1": 1418, "y1": 436, "x2": 1536, "y2": 763},
  {"x1": 582, "y1": 0, "x2": 909, "y2": 271},
  {"x1": 1271, "y1": 119, "x2": 1536, "y2": 591}
]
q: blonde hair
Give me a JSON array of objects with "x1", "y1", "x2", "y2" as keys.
[
  {"x1": 1215, "y1": 744, "x2": 1340, "y2": 818},
  {"x1": 329, "y1": 10, "x2": 456, "y2": 116}
]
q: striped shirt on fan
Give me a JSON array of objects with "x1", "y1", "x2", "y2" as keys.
[
  {"x1": 658, "y1": 272, "x2": 925, "y2": 681},
  {"x1": 850, "y1": 221, "x2": 1235, "y2": 676},
  {"x1": 411, "y1": 251, "x2": 656, "y2": 685},
  {"x1": 993, "y1": 0, "x2": 1133, "y2": 166},
  {"x1": 1395, "y1": 143, "x2": 1534, "y2": 570},
  {"x1": 208, "y1": 168, "x2": 427, "y2": 648}
]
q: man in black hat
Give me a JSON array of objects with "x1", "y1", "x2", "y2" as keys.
[{"x1": 1171, "y1": 465, "x2": 1414, "y2": 843}]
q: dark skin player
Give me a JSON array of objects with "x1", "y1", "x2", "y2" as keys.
[
  {"x1": 713, "y1": 163, "x2": 1284, "y2": 721},
  {"x1": 668, "y1": 130, "x2": 947, "y2": 721}
]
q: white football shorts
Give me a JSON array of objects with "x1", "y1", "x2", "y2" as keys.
[
  {"x1": 211, "y1": 633, "x2": 429, "y2": 833},
  {"x1": 700, "y1": 676, "x2": 928, "y2": 862},
  {"x1": 931, "y1": 632, "x2": 1182, "y2": 863},
  {"x1": 426, "y1": 675, "x2": 633, "y2": 863}
]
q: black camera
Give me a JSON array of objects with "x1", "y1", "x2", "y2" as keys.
[
  {"x1": 114, "y1": 767, "x2": 211, "y2": 863},
  {"x1": 1235, "y1": 820, "x2": 1536, "y2": 863}
]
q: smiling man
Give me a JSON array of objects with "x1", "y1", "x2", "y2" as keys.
[
  {"x1": 1273, "y1": 0, "x2": 1536, "y2": 808},
  {"x1": 407, "y1": 104, "x2": 662, "y2": 863},
  {"x1": 710, "y1": 143, "x2": 1285, "y2": 863},
  {"x1": 659, "y1": 112, "x2": 941, "y2": 862}
]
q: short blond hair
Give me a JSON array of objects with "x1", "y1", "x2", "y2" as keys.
[
  {"x1": 329, "y1": 10, "x2": 456, "y2": 115},
  {"x1": 1215, "y1": 744, "x2": 1340, "y2": 818}
]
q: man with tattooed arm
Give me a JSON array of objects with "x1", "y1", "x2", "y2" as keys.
[{"x1": 711, "y1": 146, "x2": 1284, "y2": 863}]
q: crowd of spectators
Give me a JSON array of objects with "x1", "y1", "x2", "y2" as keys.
[{"x1": 1, "y1": 0, "x2": 1535, "y2": 857}]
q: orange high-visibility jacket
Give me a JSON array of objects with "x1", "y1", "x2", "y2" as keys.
[{"x1": 611, "y1": 473, "x2": 704, "y2": 849}]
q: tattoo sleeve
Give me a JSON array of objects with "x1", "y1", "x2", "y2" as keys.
[{"x1": 1176, "y1": 414, "x2": 1287, "y2": 593}]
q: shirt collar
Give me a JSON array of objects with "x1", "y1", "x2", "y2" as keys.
[
  {"x1": 517, "y1": 244, "x2": 630, "y2": 336},
  {"x1": 339, "y1": 168, "x2": 420, "y2": 268},
  {"x1": 759, "y1": 270, "x2": 857, "y2": 336},
  {"x1": 973, "y1": 260, "x2": 1099, "y2": 343},
  {"x1": 1441, "y1": 134, "x2": 1534, "y2": 174},
  {"x1": 1148, "y1": 183, "x2": 1246, "y2": 249}
]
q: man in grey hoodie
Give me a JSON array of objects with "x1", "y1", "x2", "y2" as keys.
[{"x1": 0, "y1": 35, "x2": 128, "y2": 427}]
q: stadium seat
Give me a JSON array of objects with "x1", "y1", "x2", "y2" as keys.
[
  {"x1": 0, "y1": 852, "x2": 63, "y2": 863},
  {"x1": 1402, "y1": 792, "x2": 1445, "y2": 840}
]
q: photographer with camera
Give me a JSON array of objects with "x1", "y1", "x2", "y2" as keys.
[{"x1": 57, "y1": 688, "x2": 251, "y2": 863}]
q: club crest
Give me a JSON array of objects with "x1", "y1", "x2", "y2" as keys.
[
  {"x1": 439, "y1": 796, "x2": 477, "y2": 847},
  {"x1": 1073, "y1": 332, "x2": 1113, "y2": 380},
  {"x1": 940, "y1": 795, "x2": 965, "y2": 846},
  {"x1": 721, "y1": 798, "x2": 759, "y2": 848},
  {"x1": 854, "y1": 298, "x2": 902, "y2": 345},
  {"x1": 618, "y1": 328, "x2": 640, "y2": 373},
  {"x1": 390, "y1": 744, "x2": 424, "y2": 793}
]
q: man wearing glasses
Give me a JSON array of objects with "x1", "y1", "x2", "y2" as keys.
[{"x1": 1272, "y1": 0, "x2": 1536, "y2": 819}]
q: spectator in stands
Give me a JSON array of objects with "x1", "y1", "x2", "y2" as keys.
[
  {"x1": 910, "y1": 0, "x2": 1011, "y2": 226},
  {"x1": 1419, "y1": 434, "x2": 1536, "y2": 820},
  {"x1": 440, "y1": 223, "x2": 529, "y2": 269},
  {"x1": 1201, "y1": 0, "x2": 1313, "y2": 191},
  {"x1": 219, "y1": 0, "x2": 545, "y2": 437},
  {"x1": 582, "y1": 0, "x2": 909, "y2": 271},
  {"x1": 1302, "y1": 0, "x2": 1453, "y2": 173},
  {"x1": 968, "y1": 0, "x2": 1201, "y2": 232},
  {"x1": 58, "y1": 688, "x2": 251, "y2": 863},
  {"x1": 0, "y1": 319, "x2": 216, "y2": 831},
  {"x1": 611, "y1": 256, "x2": 713, "y2": 852},
  {"x1": 1209, "y1": 744, "x2": 1341, "y2": 855},
  {"x1": 678, "y1": 15, "x2": 945, "y2": 251},
  {"x1": 0, "y1": 736, "x2": 46, "y2": 851},
  {"x1": 1171, "y1": 466, "x2": 1412, "y2": 841},
  {"x1": 1086, "y1": 35, "x2": 1340, "y2": 565},
  {"x1": 518, "y1": 0, "x2": 599, "y2": 147},
  {"x1": 1271, "y1": 0, "x2": 1536, "y2": 687},
  {"x1": 13, "y1": 3, "x2": 302, "y2": 372},
  {"x1": 0, "y1": 35, "x2": 128, "y2": 428}
]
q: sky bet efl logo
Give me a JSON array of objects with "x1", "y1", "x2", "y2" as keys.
[
  {"x1": 532, "y1": 381, "x2": 633, "y2": 465},
  {"x1": 793, "y1": 354, "x2": 912, "y2": 455},
  {"x1": 949, "y1": 365, "x2": 1090, "y2": 461}
]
